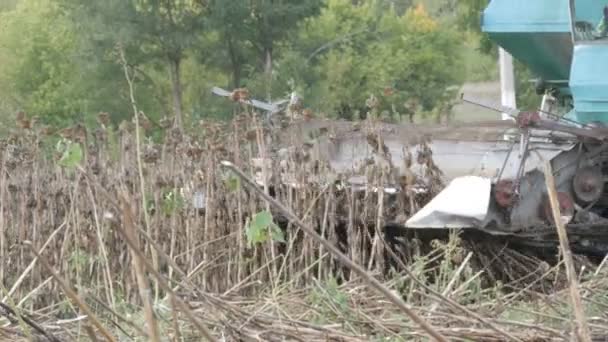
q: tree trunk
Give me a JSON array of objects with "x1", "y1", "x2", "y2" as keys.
[
  {"x1": 228, "y1": 39, "x2": 242, "y2": 88},
  {"x1": 168, "y1": 56, "x2": 183, "y2": 129},
  {"x1": 233, "y1": 67, "x2": 242, "y2": 90},
  {"x1": 264, "y1": 47, "x2": 272, "y2": 102}
]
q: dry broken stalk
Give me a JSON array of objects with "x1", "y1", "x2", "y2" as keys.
[
  {"x1": 85, "y1": 291, "x2": 149, "y2": 339},
  {"x1": 77, "y1": 166, "x2": 201, "y2": 294},
  {"x1": 170, "y1": 295, "x2": 183, "y2": 342},
  {"x1": 24, "y1": 241, "x2": 118, "y2": 342},
  {"x1": 0, "y1": 292, "x2": 35, "y2": 342},
  {"x1": 2, "y1": 222, "x2": 66, "y2": 303},
  {"x1": 79, "y1": 165, "x2": 216, "y2": 338},
  {"x1": 381, "y1": 234, "x2": 524, "y2": 342},
  {"x1": 120, "y1": 190, "x2": 161, "y2": 342},
  {"x1": 118, "y1": 43, "x2": 160, "y2": 299},
  {"x1": 543, "y1": 161, "x2": 591, "y2": 342},
  {"x1": 219, "y1": 160, "x2": 449, "y2": 342},
  {"x1": 85, "y1": 182, "x2": 116, "y2": 308},
  {"x1": 428, "y1": 251, "x2": 473, "y2": 314},
  {"x1": 5, "y1": 102, "x2": 608, "y2": 341},
  {"x1": 110, "y1": 194, "x2": 218, "y2": 342},
  {"x1": 17, "y1": 276, "x2": 52, "y2": 308},
  {"x1": 85, "y1": 325, "x2": 100, "y2": 342}
]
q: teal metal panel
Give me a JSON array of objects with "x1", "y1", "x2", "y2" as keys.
[
  {"x1": 488, "y1": 32, "x2": 572, "y2": 81},
  {"x1": 563, "y1": 109, "x2": 608, "y2": 124},
  {"x1": 482, "y1": 0, "x2": 605, "y2": 33},
  {"x1": 574, "y1": 0, "x2": 608, "y2": 25},
  {"x1": 482, "y1": 0, "x2": 573, "y2": 82},
  {"x1": 482, "y1": 0, "x2": 608, "y2": 89},
  {"x1": 569, "y1": 43, "x2": 608, "y2": 122},
  {"x1": 560, "y1": 1, "x2": 608, "y2": 124},
  {"x1": 480, "y1": 0, "x2": 608, "y2": 123},
  {"x1": 483, "y1": 0, "x2": 570, "y2": 33}
]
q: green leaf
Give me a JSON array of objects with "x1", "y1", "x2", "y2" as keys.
[
  {"x1": 58, "y1": 141, "x2": 83, "y2": 169},
  {"x1": 245, "y1": 220, "x2": 265, "y2": 246},
  {"x1": 245, "y1": 210, "x2": 284, "y2": 246},
  {"x1": 251, "y1": 210, "x2": 273, "y2": 229},
  {"x1": 145, "y1": 197, "x2": 156, "y2": 215},
  {"x1": 270, "y1": 224, "x2": 286, "y2": 243},
  {"x1": 223, "y1": 172, "x2": 241, "y2": 192},
  {"x1": 161, "y1": 189, "x2": 184, "y2": 215}
]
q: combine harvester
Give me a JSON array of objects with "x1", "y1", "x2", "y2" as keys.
[
  {"x1": 407, "y1": 0, "x2": 608, "y2": 256},
  {"x1": 213, "y1": 0, "x2": 608, "y2": 257}
]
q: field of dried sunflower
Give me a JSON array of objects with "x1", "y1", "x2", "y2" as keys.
[{"x1": 1, "y1": 108, "x2": 608, "y2": 342}]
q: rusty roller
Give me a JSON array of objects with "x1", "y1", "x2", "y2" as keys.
[
  {"x1": 572, "y1": 166, "x2": 604, "y2": 204},
  {"x1": 494, "y1": 179, "x2": 515, "y2": 208},
  {"x1": 542, "y1": 191, "x2": 575, "y2": 225}
]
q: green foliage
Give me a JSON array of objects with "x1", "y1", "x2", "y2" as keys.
[
  {"x1": 59, "y1": 0, "x2": 209, "y2": 126},
  {"x1": 0, "y1": 0, "x2": 86, "y2": 125},
  {"x1": 461, "y1": 35, "x2": 499, "y2": 82},
  {"x1": 63, "y1": 0, "x2": 206, "y2": 59},
  {"x1": 0, "y1": 0, "x2": 526, "y2": 131},
  {"x1": 272, "y1": 0, "x2": 465, "y2": 120},
  {"x1": 144, "y1": 188, "x2": 186, "y2": 216},
  {"x1": 182, "y1": 53, "x2": 234, "y2": 121},
  {"x1": 222, "y1": 171, "x2": 241, "y2": 192},
  {"x1": 514, "y1": 60, "x2": 542, "y2": 110},
  {"x1": 456, "y1": 0, "x2": 487, "y2": 32},
  {"x1": 161, "y1": 189, "x2": 185, "y2": 216},
  {"x1": 245, "y1": 210, "x2": 285, "y2": 247},
  {"x1": 106, "y1": 126, "x2": 121, "y2": 162},
  {"x1": 457, "y1": 0, "x2": 494, "y2": 55},
  {"x1": 206, "y1": 0, "x2": 322, "y2": 95},
  {"x1": 417, "y1": 0, "x2": 457, "y2": 20},
  {"x1": 56, "y1": 138, "x2": 83, "y2": 170},
  {"x1": 68, "y1": 248, "x2": 90, "y2": 274},
  {"x1": 309, "y1": 276, "x2": 352, "y2": 325},
  {"x1": 0, "y1": 0, "x2": 156, "y2": 128}
]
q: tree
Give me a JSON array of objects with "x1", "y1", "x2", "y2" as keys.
[
  {"x1": 206, "y1": 0, "x2": 321, "y2": 95},
  {"x1": 271, "y1": 0, "x2": 465, "y2": 121},
  {"x1": 0, "y1": 0, "x2": 167, "y2": 129},
  {"x1": 0, "y1": 0, "x2": 86, "y2": 126},
  {"x1": 0, "y1": 0, "x2": 510, "y2": 131},
  {"x1": 0, "y1": 0, "x2": 18, "y2": 12},
  {"x1": 205, "y1": 1, "x2": 255, "y2": 89},
  {"x1": 61, "y1": 0, "x2": 208, "y2": 129},
  {"x1": 246, "y1": 0, "x2": 322, "y2": 99}
]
